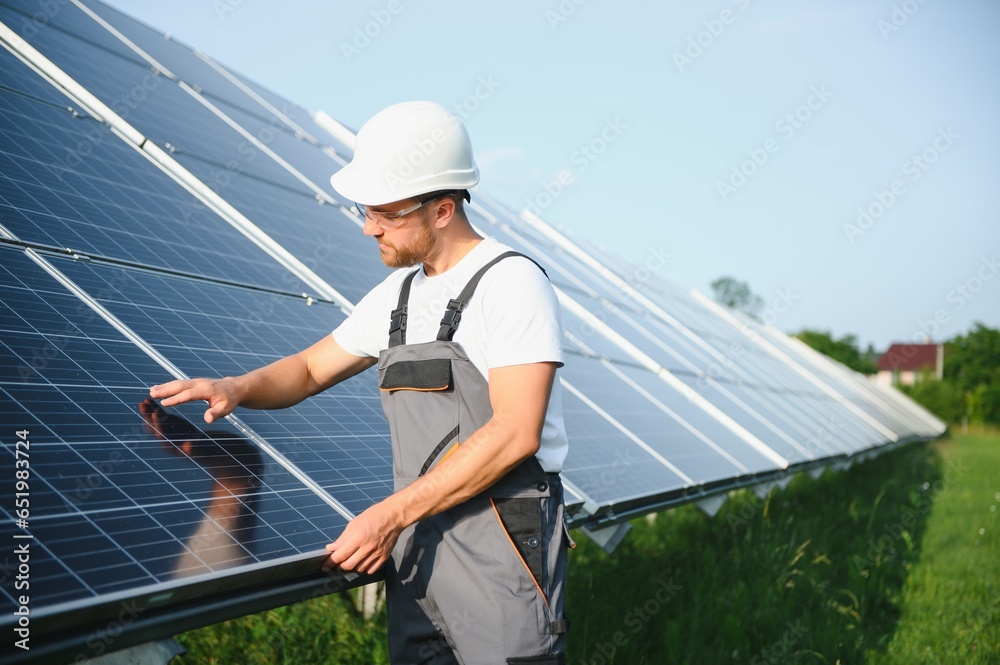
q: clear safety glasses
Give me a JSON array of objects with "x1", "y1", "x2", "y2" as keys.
[{"x1": 354, "y1": 195, "x2": 446, "y2": 229}]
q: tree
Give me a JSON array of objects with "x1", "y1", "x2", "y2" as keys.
[
  {"x1": 942, "y1": 323, "x2": 1000, "y2": 424},
  {"x1": 943, "y1": 322, "x2": 1000, "y2": 388},
  {"x1": 794, "y1": 329, "x2": 876, "y2": 375},
  {"x1": 710, "y1": 276, "x2": 764, "y2": 320}
]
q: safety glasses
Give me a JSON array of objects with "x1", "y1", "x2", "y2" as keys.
[{"x1": 354, "y1": 195, "x2": 446, "y2": 229}]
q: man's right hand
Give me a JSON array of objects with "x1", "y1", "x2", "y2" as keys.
[{"x1": 149, "y1": 376, "x2": 243, "y2": 424}]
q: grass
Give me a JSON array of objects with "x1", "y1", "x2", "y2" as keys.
[
  {"x1": 174, "y1": 430, "x2": 998, "y2": 664},
  {"x1": 175, "y1": 590, "x2": 387, "y2": 665},
  {"x1": 874, "y1": 429, "x2": 999, "y2": 663}
]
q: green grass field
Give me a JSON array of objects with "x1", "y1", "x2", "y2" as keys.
[{"x1": 175, "y1": 430, "x2": 998, "y2": 664}]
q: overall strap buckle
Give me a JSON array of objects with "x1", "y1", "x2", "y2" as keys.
[
  {"x1": 387, "y1": 269, "x2": 421, "y2": 347},
  {"x1": 436, "y1": 251, "x2": 549, "y2": 342},
  {"x1": 436, "y1": 299, "x2": 463, "y2": 340}
]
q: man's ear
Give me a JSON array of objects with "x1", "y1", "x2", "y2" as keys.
[{"x1": 433, "y1": 196, "x2": 456, "y2": 229}]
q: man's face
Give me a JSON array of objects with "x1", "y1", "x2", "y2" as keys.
[{"x1": 361, "y1": 198, "x2": 440, "y2": 268}]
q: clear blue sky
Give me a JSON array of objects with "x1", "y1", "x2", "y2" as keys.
[{"x1": 104, "y1": 0, "x2": 1000, "y2": 351}]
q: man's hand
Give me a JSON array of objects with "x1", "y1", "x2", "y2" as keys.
[
  {"x1": 323, "y1": 501, "x2": 404, "y2": 575},
  {"x1": 150, "y1": 377, "x2": 242, "y2": 424}
]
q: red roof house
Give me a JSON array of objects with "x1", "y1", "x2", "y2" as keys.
[{"x1": 876, "y1": 343, "x2": 943, "y2": 386}]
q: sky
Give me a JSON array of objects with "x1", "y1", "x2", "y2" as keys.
[{"x1": 104, "y1": 0, "x2": 1000, "y2": 352}]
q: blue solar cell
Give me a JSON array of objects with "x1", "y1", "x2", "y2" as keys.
[
  {"x1": 759, "y1": 324, "x2": 929, "y2": 439},
  {"x1": 0, "y1": 246, "x2": 350, "y2": 617},
  {"x1": 169, "y1": 152, "x2": 390, "y2": 305},
  {"x1": 557, "y1": 353, "x2": 755, "y2": 484},
  {"x1": 559, "y1": 384, "x2": 688, "y2": 509},
  {"x1": 78, "y1": 0, "x2": 356, "y2": 157},
  {"x1": 0, "y1": 3, "x2": 322, "y2": 192},
  {"x1": 0, "y1": 48, "x2": 321, "y2": 294},
  {"x1": 47, "y1": 254, "x2": 394, "y2": 513}
]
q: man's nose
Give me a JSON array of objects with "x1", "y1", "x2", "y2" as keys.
[{"x1": 362, "y1": 215, "x2": 382, "y2": 237}]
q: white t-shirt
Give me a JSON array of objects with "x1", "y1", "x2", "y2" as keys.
[{"x1": 333, "y1": 236, "x2": 569, "y2": 472}]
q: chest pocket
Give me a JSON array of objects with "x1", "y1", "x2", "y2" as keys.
[{"x1": 379, "y1": 358, "x2": 452, "y2": 393}]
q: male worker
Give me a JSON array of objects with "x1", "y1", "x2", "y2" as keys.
[{"x1": 150, "y1": 100, "x2": 571, "y2": 664}]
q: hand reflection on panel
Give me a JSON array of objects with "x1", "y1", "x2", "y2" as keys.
[{"x1": 138, "y1": 398, "x2": 262, "y2": 578}]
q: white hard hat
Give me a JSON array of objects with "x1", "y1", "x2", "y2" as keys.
[{"x1": 329, "y1": 101, "x2": 480, "y2": 206}]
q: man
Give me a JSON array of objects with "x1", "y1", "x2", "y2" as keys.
[{"x1": 150, "y1": 100, "x2": 570, "y2": 664}]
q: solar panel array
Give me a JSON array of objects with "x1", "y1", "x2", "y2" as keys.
[{"x1": 0, "y1": 0, "x2": 944, "y2": 661}]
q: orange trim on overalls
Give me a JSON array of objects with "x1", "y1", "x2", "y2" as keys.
[
  {"x1": 378, "y1": 385, "x2": 450, "y2": 392},
  {"x1": 489, "y1": 498, "x2": 549, "y2": 609}
]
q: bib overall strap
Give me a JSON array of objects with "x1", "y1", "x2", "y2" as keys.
[
  {"x1": 437, "y1": 251, "x2": 548, "y2": 342},
  {"x1": 388, "y1": 268, "x2": 421, "y2": 348}
]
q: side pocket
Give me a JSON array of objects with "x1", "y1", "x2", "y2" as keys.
[
  {"x1": 418, "y1": 426, "x2": 459, "y2": 476},
  {"x1": 492, "y1": 497, "x2": 546, "y2": 606}
]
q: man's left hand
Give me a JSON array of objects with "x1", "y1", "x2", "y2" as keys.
[{"x1": 323, "y1": 502, "x2": 402, "y2": 575}]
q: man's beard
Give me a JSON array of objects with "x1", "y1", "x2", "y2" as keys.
[{"x1": 379, "y1": 221, "x2": 435, "y2": 268}]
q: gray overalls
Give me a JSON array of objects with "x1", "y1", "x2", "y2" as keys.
[{"x1": 378, "y1": 252, "x2": 570, "y2": 665}]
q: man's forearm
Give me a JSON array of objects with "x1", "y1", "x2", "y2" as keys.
[
  {"x1": 231, "y1": 353, "x2": 316, "y2": 410},
  {"x1": 382, "y1": 363, "x2": 556, "y2": 527},
  {"x1": 385, "y1": 415, "x2": 540, "y2": 528}
]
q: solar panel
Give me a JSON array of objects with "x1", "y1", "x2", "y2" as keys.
[
  {"x1": 165, "y1": 155, "x2": 388, "y2": 304},
  {"x1": 0, "y1": 48, "x2": 320, "y2": 294},
  {"x1": 558, "y1": 354, "x2": 758, "y2": 482},
  {"x1": 47, "y1": 254, "x2": 393, "y2": 512},
  {"x1": 0, "y1": 0, "x2": 945, "y2": 659},
  {"x1": 0, "y1": 2, "x2": 344, "y2": 204},
  {"x1": 1, "y1": 1, "x2": 391, "y2": 305},
  {"x1": 753, "y1": 318, "x2": 943, "y2": 438},
  {"x1": 76, "y1": 0, "x2": 356, "y2": 157},
  {"x1": 558, "y1": 384, "x2": 689, "y2": 507},
  {"x1": 0, "y1": 245, "x2": 362, "y2": 651}
]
